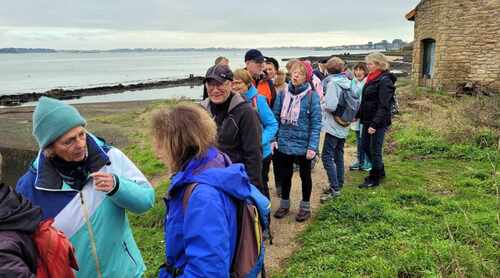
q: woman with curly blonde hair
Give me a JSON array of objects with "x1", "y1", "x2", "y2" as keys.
[{"x1": 152, "y1": 103, "x2": 256, "y2": 277}]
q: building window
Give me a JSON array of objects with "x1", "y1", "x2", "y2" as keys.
[{"x1": 422, "y1": 38, "x2": 436, "y2": 79}]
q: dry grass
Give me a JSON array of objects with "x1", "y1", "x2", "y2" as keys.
[{"x1": 396, "y1": 81, "x2": 500, "y2": 149}]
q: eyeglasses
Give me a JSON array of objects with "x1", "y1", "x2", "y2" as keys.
[{"x1": 206, "y1": 80, "x2": 229, "y2": 87}]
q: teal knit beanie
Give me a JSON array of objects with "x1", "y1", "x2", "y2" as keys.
[{"x1": 32, "y1": 97, "x2": 87, "y2": 149}]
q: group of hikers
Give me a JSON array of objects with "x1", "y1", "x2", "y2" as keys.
[{"x1": 0, "y1": 49, "x2": 396, "y2": 277}]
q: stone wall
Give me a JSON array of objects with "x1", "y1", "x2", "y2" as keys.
[{"x1": 410, "y1": 0, "x2": 500, "y2": 92}]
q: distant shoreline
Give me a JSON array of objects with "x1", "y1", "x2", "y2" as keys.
[
  {"x1": 0, "y1": 42, "x2": 408, "y2": 54},
  {"x1": 0, "y1": 76, "x2": 204, "y2": 106},
  {"x1": 0, "y1": 52, "x2": 410, "y2": 107}
]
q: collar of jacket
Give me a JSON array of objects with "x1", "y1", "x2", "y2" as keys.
[
  {"x1": 242, "y1": 86, "x2": 258, "y2": 102},
  {"x1": 33, "y1": 134, "x2": 110, "y2": 191},
  {"x1": 200, "y1": 92, "x2": 247, "y2": 114},
  {"x1": 288, "y1": 82, "x2": 310, "y2": 95},
  {"x1": 168, "y1": 147, "x2": 229, "y2": 195}
]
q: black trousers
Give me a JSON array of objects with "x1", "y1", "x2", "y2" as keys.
[
  {"x1": 361, "y1": 125, "x2": 387, "y2": 181},
  {"x1": 275, "y1": 151, "x2": 312, "y2": 202},
  {"x1": 261, "y1": 156, "x2": 272, "y2": 199}
]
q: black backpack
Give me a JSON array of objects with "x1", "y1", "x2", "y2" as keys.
[{"x1": 380, "y1": 76, "x2": 399, "y2": 118}]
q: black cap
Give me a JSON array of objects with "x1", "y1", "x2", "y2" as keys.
[
  {"x1": 204, "y1": 64, "x2": 233, "y2": 83},
  {"x1": 244, "y1": 49, "x2": 265, "y2": 63},
  {"x1": 264, "y1": 56, "x2": 279, "y2": 70}
]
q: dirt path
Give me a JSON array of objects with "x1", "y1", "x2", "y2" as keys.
[{"x1": 265, "y1": 144, "x2": 356, "y2": 272}]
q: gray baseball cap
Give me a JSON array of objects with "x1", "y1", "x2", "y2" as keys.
[{"x1": 204, "y1": 64, "x2": 233, "y2": 83}]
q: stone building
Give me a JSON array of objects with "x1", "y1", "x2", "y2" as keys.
[{"x1": 406, "y1": 0, "x2": 500, "y2": 93}]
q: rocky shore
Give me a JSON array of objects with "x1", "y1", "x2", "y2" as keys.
[{"x1": 0, "y1": 75, "x2": 204, "y2": 106}]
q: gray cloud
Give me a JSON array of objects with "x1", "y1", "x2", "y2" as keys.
[{"x1": 0, "y1": 0, "x2": 420, "y2": 33}]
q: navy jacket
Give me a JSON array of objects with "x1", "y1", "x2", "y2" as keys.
[{"x1": 357, "y1": 71, "x2": 397, "y2": 128}]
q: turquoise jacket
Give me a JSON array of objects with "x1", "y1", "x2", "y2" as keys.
[
  {"x1": 350, "y1": 78, "x2": 366, "y2": 131},
  {"x1": 242, "y1": 86, "x2": 278, "y2": 159},
  {"x1": 16, "y1": 134, "x2": 155, "y2": 278}
]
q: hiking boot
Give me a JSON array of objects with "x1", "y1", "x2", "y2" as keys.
[
  {"x1": 295, "y1": 209, "x2": 311, "y2": 222},
  {"x1": 360, "y1": 161, "x2": 372, "y2": 171},
  {"x1": 320, "y1": 190, "x2": 341, "y2": 203},
  {"x1": 358, "y1": 177, "x2": 379, "y2": 189},
  {"x1": 349, "y1": 162, "x2": 362, "y2": 171},
  {"x1": 273, "y1": 207, "x2": 290, "y2": 219}
]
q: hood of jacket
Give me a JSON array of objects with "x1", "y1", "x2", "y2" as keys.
[
  {"x1": 378, "y1": 71, "x2": 397, "y2": 84},
  {"x1": 242, "y1": 85, "x2": 258, "y2": 101},
  {"x1": 324, "y1": 73, "x2": 352, "y2": 91},
  {"x1": 0, "y1": 183, "x2": 42, "y2": 233},
  {"x1": 168, "y1": 147, "x2": 251, "y2": 201}
]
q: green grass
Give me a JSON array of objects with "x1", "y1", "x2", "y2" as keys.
[
  {"x1": 274, "y1": 83, "x2": 500, "y2": 277},
  {"x1": 125, "y1": 135, "x2": 166, "y2": 177},
  {"x1": 275, "y1": 147, "x2": 499, "y2": 277},
  {"x1": 129, "y1": 181, "x2": 168, "y2": 278}
]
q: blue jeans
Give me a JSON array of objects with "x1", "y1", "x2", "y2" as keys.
[
  {"x1": 361, "y1": 125, "x2": 386, "y2": 181},
  {"x1": 355, "y1": 124, "x2": 371, "y2": 165},
  {"x1": 321, "y1": 133, "x2": 345, "y2": 191}
]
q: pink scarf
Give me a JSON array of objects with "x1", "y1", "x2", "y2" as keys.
[{"x1": 280, "y1": 85, "x2": 310, "y2": 126}]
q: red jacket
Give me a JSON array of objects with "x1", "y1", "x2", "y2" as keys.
[
  {"x1": 33, "y1": 219, "x2": 79, "y2": 278},
  {"x1": 254, "y1": 79, "x2": 276, "y2": 107}
]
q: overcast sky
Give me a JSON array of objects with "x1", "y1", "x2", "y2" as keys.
[{"x1": 0, "y1": 0, "x2": 421, "y2": 49}]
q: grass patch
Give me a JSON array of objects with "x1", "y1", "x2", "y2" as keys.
[
  {"x1": 276, "y1": 79, "x2": 500, "y2": 277},
  {"x1": 276, "y1": 157, "x2": 500, "y2": 277},
  {"x1": 129, "y1": 181, "x2": 169, "y2": 278},
  {"x1": 125, "y1": 136, "x2": 166, "y2": 178}
]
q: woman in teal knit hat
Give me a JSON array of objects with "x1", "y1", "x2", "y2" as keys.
[{"x1": 16, "y1": 97, "x2": 155, "y2": 278}]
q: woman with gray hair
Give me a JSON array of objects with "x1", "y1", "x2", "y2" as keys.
[
  {"x1": 356, "y1": 52, "x2": 397, "y2": 188},
  {"x1": 16, "y1": 97, "x2": 155, "y2": 278}
]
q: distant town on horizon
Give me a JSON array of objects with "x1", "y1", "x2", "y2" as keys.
[{"x1": 0, "y1": 39, "x2": 409, "y2": 54}]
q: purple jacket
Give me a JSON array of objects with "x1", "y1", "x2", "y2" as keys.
[{"x1": 0, "y1": 184, "x2": 41, "y2": 278}]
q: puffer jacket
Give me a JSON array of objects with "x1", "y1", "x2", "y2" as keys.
[
  {"x1": 242, "y1": 86, "x2": 278, "y2": 159},
  {"x1": 357, "y1": 71, "x2": 397, "y2": 128},
  {"x1": 16, "y1": 134, "x2": 155, "y2": 278},
  {"x1": 273, "y1": 83, "x2": 322, "y2": 155}
]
